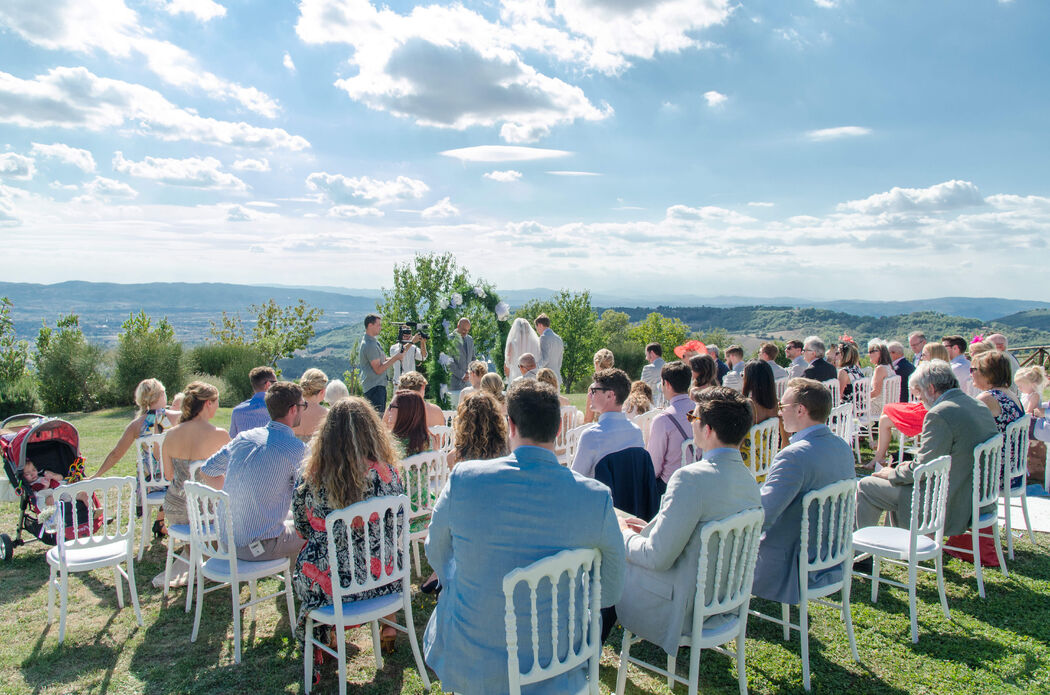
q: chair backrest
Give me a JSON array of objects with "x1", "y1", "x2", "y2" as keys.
[
  {"x1": 555, "y1": 406, "x2": 580, "y2": 450},
  {"x1": 850, "y1": 379, "x2": 872, "y2": 424},
  {"x1": 775, "y1": 378, "x2": 789, "y2": 401},
  {"x1": 907, "y1": 455, "x2": 951, "y2": 542},
  {"x1": 1003, "y1": 415, "x2": 1031, "y2": 487},
  {"x1": 326, "y1": 495, "x2": 410, "y2": 621},
  {"x1": 822, "y1": 379, "x2": 841, "y2": 407},
  {"x1": 681, "y1": 438, "x2": 697, "y2": 468},
  {"x1": 428, "y1": 425, "x2": 454, "y2": 453},
  {"x1": 184, "y1": 481, "x2": 235, "y2": 564},
  {"x1": 691, "y1": 508, "x2": 764, "y2": 636},
  {"x1": 827, "y1": 403, "x2": 853, "y2": 442},
  {"x1": 54, "y1": 476, "x2": 136, "y2": 550},
  {"x1": 441, "y1": 409, "x2": 457, "y2": 428},
  {"x1": 400, "y1": 451, "x2": 450, "y2": 528},
  {"x1": 972, "y1": 433, "x2": 1005, "y2": 510},
  {"x1": 136, "y1": 432, "x2": 168, "y2": 487},
  {"x1": 746, "y1": 418, "x2": 780, "y2": 480},
  {"x1": 502, "y1": 548, "x2": 602, "y2": 695},
  {"x1": 631, "y1": 409, "x2": 661, "y2": 446},
  {"x1": 799, "y1": 478, "x2": 857, "y2": 576},
  {"x1": 881, "y1": 375, "x2": 901, "y2": 408},
  {"x1": 564, "y1": 425, "x2": 593, "y2": 467}
]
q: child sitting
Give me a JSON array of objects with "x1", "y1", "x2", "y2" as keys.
[{"x1": 22, "y1": 459, "x2": 96, "y2": 537}]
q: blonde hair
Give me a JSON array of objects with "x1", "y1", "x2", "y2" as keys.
[
  {"x1": 452, "y1": 392, "x2": 509, "y2": 461},
  {"x1": 134, "y1": 378, "x2": 166, "y2": 415},
  {"x1": 180, "y1": 381, "x2": 218, "y2": 423},
  {"x1": 922, "y1": 343, "x2": 950, "y2": 362},
  {"x1": 468, "y1": 360, "x2": 488, "y2": 377},
  {"x1": 594, "y1": 348, "x2": 614, "y2": 370},
  {"x1": 398, "y1": 370, "x2": 428, "y2": 392},
  {"x1": 301, "y1": 397, "x2": 399, "y2": 509},
  {"x1": 480, "y1": 373, "x2": 505, "y2": 402},
  {"x1": 536, "y1": 368, "x2": 559, "y2": 391},
  {"x1": 299, "y1": 368, "x2": 328, "y2": 398},
  {"x1": 1015, "y1": 365, "x2": 1047, "y2": 391},
  {"x1": 969, "y1": 340, "x2": 996, "y2": 358}
]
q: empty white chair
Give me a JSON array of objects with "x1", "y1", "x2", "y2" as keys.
[
  {"x1": 503, "y1": 548, "x2": 602, "y2": 695},
  {"x1": 616, "y1": 507, "x2": 764, "y2": 695},
  {"x1": 853, "y1": 455, "x2": 951, "y2": 643},
  {"x1": 681, "y1": 438, "x2": 698, "y2": 469},
  {"x1": 943, "y1": 434, "x2": 1008, "y2": 597},
  {"x1": 749, "y1": 479, "x2": 858, "y2": 691},
  {"x1": 303, "y1": 495, "x2": 430, "y2": 695},
  {"x1": 184, "y1": 482, "x2": 296, "y2": 664},
  {"x1": 429, "y1": 425, "x2": 454, "y2": 453},
  {"x1": 821, "y1": 379, "x2": 841, "y2": 408},
  {"x1": 849, "y1": 380, "x2": 873, "y2": 465},
  {"x1": 876, "y1": 375, "x2": 901, "y2": 420},
  {"x1": 441, "y1": 409, "x2": 457, "y2": 428},
  {"x1": 775, "y1": 378, "x2": 789, "y2": 400},
  {"x1": 400, "y1": 450, "x2": 451, "y2": 576},
  {"x1": 46, "y1": 476, "x2": 143, "y2": 643},
  {"x1": 1001, "y1": 415, "x2": 1034, "y2": 559},
  {"x1": 827, "y1": 403, "x2": 853, "y2": 444},
  {"x1": 632, "y1": 409, "x2": 661, "y2": 446},
  {"x1": 745, "y1": 418, "x2": 780, "y2": 482},
  {"x1": 554, "y1": 406, "x2": 581, "y2": 459},
  {"x1": 136, "y1": 431, "x2": 168, "y2": 560},
  {"x1": 162, "y1": 460, "x2": 204, "y2": 611},
  {"x1": 561, "y1": 424, "x2": 594, "y2": 467}
]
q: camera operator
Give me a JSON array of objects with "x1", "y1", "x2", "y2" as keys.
[
  {"x1": 390, "y1": 324, "x2": 428, "y2": 384},
  {"x1": 358, "y1": 313, "x2": 407, "y2": 414}
]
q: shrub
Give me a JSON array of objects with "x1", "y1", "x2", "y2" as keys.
[
  {"x1": 35, "y1": 315, "x2": 105, "y2": 413},
  {"x1": 609, "y1": 340, "x2": 647, "y2": 381},
  {"x1": 187, "y1": 373, "x2": 240, "y2": 408},
  {"x1": 187, "y1": 343, "x2": 269, "y2": 403},
  {"x1": 0, "y1": 375, "x2": 42, "y2": 420},
  {"x1": 113, "y1": 311, "x2": 184, "y2": 401}
]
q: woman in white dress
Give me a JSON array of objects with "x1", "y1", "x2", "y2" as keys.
[{"x1": 504, "y1": 317, "x2": 541, "y2": 383}]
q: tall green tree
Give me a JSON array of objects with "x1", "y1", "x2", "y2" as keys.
[
  {"x1": 210, "y1": 299, "x2": 324, "y2": 367},
  {"x1": 0, "y1": 296, "x2": 30, "y2": 384},
  {"x1": 35, "y1": 314, "x2": 104, "y2": 413},
  {"x1": 516, "y1": 290, "x2": 601, "y2": 391},
  {"x1": 114, "y1": 311, "x2": 184, "y2": 400},
  {"x1": 629, "y1": 312, "x2": 690, "y2": 353}
]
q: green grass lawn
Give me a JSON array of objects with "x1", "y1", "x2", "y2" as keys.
[{"x1": 1, "y1": 407, "x2": 1049, "y2": 694}]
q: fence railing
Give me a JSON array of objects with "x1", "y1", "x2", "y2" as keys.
[{"x1": 1014, "y1": 345, "x2": 1050, "y2": 369}]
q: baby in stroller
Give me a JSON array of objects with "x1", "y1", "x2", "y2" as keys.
[{"x1": 22, "y1": 459, "x2": 90, "y2": 508}]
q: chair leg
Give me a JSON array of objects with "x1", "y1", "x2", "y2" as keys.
[
  {"x1": 687, "y1": 639, "x2": 703, "y2": 695},
  {"x1": 164, "y1": 534, "x2": 176, "y2": 598},
  {"x1": 935, "y1": 554, "x2": 950, "y2": 618},
  {"x1": 284, "y1": 571, "x2": 296, "y2": 633},
  {"x1": 184, "y1": 552, "x2": 195, "y2": 613},
  {"x1": 232, "y1": 581, "x2": 242, "y2": 664},
  {"x1": 870, "y1": 555, "x2": 881, "y2": 603},
  {"x1": 908, "y1": 560, "x2": 919, "y2": 644},
  {"x1": 412, "y1": 540, "x2": 421, "y2": 577},
  {"x1": 338, "y1": 620, "x2": 349, "y2": 695},
  {"x1": 137, "y1": 501, "x2": 149, "y2": 561},
  {"x1": 972, "y1": 528, "x2": 985, "y2": 598},
  {"x1": 191, "y1": 567, "x2": 205, "y2": 642},
  {"x1": 667, "y1": 653, "x2": 675, "y2": 689},
  {"x1": 841, "y1": 580, "x2": 859, "y2": 663},
  {"x1": 248, "y1": 579, "x2": 257, "y2": 622},
  {"x1": 1021, "y1": 493, "x2": 1035, "y2": 544},
  {"x1": 47, "y1": 565, "x2": 57, "y2": 625},
  {"x1": 126, "y1": 556, "x2": 143, "y2": 626},
  {"x1": 800, "y1": 599, "x2": 811, "y2": 691},
  {"x1": 780, "y1": 603, "x2": 790, "y2": 641},
  {"x1": 58, "y1": 568, "x2": 69, "y2": 644},
  {"x1": 992, "y1": 523, "x2": 1008, "y2": 578},
  {"x1": 735, "y1": 627, "x2": 748, "y2": 695},
  {"x1": 402, "y1": 598, "x2": 431, "y2": 691},
  {"x1": 615, "y1": 630, "x2": 633, "y2": 695},
  {"x1": 370, "y1": 620, "x2": 384, "y2": 670},
  {"x1": 113, "y1": 567, "x2": 125, "y2": 608},
  {"x1": 303, "y1": 617, "x2": 314, "y2": 695},
  {"x1": 1004, "y1": 495, "x2": 1014, "y2": 560}
]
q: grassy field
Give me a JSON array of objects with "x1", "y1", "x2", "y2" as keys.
[{"x1": 1, "y1": 406, "x2": 1049, "y2": 694}]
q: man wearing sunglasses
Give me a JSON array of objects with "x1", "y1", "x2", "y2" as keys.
[{"x1": 571, "y1": 368, "x2": 643, "y2": 478}]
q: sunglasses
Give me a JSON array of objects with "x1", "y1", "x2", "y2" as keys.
[
  {"x1": 298, "y1": 401, "x2": 309, "y2": 409},
  {"x1": 778, "y1": 401, "x2": 800, "y2": 412},
  {"x1": 588, "y1": 386, "x2": 611, "y2": 395},
  {"x1": 686, "y1": 411, "x2": 701, "y2": 423}
]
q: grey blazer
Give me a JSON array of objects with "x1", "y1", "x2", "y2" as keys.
[
  {"x1": 538, "y1": 329, "x2": 565, "y2": 385},
  {"x1": 449, "y1": 333, "x2": 475, "y2": 390},
  {"x1": 616, "y1": 448, "x2": 761, "y2": 654},
  {"x1": 752, "y1": 425, "x2": 856, "y2": 604},
  {"x1": 884, "y1": 388, "x2": 999, "y2": 535},
  {"x1": 640, "y1": 357, "x2": 665, "y2": 393}
]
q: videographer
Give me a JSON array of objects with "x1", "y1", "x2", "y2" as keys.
[
  {"x1": 389, "y1": 323, "x2": 428, "y2": 384},
  {"x1": 358, "y1": 313, "x2": 407, "y2": 414}
]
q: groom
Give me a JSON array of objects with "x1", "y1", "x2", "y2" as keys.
[{"x1": 535, "y1": 313, "x2": 564, "y2": 387}]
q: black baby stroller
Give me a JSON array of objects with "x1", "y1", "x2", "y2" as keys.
[{"x1": 0, "y1": 413, "x2": 93, "y2": 561}]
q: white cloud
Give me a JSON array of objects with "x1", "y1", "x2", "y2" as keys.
[
  {"x1": 421, "y1": 197, "x2": 459, "y2": 219},
  {"x1": 813, "y1": 0, "x2": 839, "y2": 7},
  {"x1": 837, "y1": 180, "x2": 985, "y2": 215},
  {"x1": 441, "y1": 146, "x2": 571, "y2": 163},
  {"x1": 484, "y1": 170, "x2": 522, "y2": 183},
  {"x1": 113, "y1": 151, "x2": 248, "y2": 190},
  {"x1": 328, "y1": 205, "x2": 384, "y2": 218},
  {"x1": 0, "y1": 67, "x2": 309, "y2": 150},
  {"x1": 547, "y1": 170, "x2": 600, "y2": 177},
  {"x1": 246, "y1": 201, "x2": 279, "y2": 208},
  {"x1": 30, "y1": 142, "x2": 96, "y2": 172},
  {"x1": 83, "y1": 176, "x2": 138, "y2": 198},
  {"x1": 666, "y1": 204, "x2": 756, "y2": 224},
  {"x1": 0, "y1": 153, "x2": 35, "y2": 180},
  {"x1": 0, "y1": 0, "x2": 275, "y2": 117},
  {"x1": 306, "y1": 172, "x2": 429, "y2": 205},
  {"x1": 748, "y1": 201, "x2": 775, "y2": 207},
  {"x1": 806, "y1": 126, "x2": 872, "y2": 141},
  {"x1": 225, "y1": 204, "x2": 279, "y2": 222},
  {"x1": 232, "y1": 157, "x2": 271, "y2": 172},
  {"x1": 162, "y1": 0, "x2": 226, "y2": 21},
  {"x1": 283, "y1": 52, "x2": 296, "y2": 72},
  {"x1": 703, "y1": 90, "x2": 728, "y2": 107}
]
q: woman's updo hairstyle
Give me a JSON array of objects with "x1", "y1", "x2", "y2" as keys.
[
  {"x1": 299, "y1": 368, "x2": 328, "y2": 398},
  {"x1": 180, "y1": 381, "x2": 219, "y2": 423},
  {"x1": 134, "y1": 378, "x2": 166, "y2": 415}
]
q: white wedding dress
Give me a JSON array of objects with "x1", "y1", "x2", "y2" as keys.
[{"x1": 504, "y1": 318, "x2": 541, "y2": 383}]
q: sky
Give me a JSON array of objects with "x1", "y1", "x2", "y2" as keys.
[{"x1": 0, "y1": 0, "x2": 1048, "y2": 301}]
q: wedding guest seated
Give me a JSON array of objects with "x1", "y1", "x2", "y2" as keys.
[
  {"x1": 726, "y1": 345, "x2": 746, "y2": 376},
  {"x1": 395, "y1": 371, "x2": 445, "y2": 430},
  {"x1": 230, "y1": 366, "x2": 278, "y2": 437},
  {"x1": 294, "y1": 368, "x2": 329, "y2": 442},
  {"x1": 673, "y1": 340, "x2": 706, "y2": 363},
  {"x1": 752, "y1": 379, "x2": 855, "y2": 603},
  {"x1": 423, "y1": 379, "x2": 626, "y2": 695},
  {"x1": 826, "y1": 342, "x2": 842, "y2": 367},
  {"x1": 888, "y1": 341, "x2": 915, "y2": 403},
  {"x1": 386, "y1": 390, "x2": 433, "y2": 456},
  {"x1": 837, "y1": 341, "x2": 864, "y2": 404},
  {"x1": 786, "y1": 340, "x2": 807, "y2": 379},
  {"x1": 622, "y1": 380, "x2": 653, "y2": 417},
  {"x1": 646, "y1": 361, "x2": 694, "y2": 493},
  {"x1": 988, "y1": 333, "x2": 1021, "y2": 379},
  {"x1": 200, "y1": 382, "x2": 308, "y2": 561},
  {"x1": 971, "y1": 351, "x2": 1025, "y2": 489},
  {"x1": 1016, "y1": 366, "x2": 1047, "y2": 416},
  {"x1": 292, "y1": 397, "x2": 406, "y2": 665},
  {"x1": 517, "y1": 353, "x2": 538, "y2": 380},
  {"x1": 480, "y1": 372, "x2": 507, "y2": 415},
  {"x1": 584, "y1": 349, "x2": 616, "y2": 424},
  {"x1": 856, "y1": 360, "x2": 998, "y2": 539},
  {"x1": 689, "y1": 354, "x2": 720, "y2": 391},
  {"x1": 739, "y1": 360, "x2": 779, "y2": 463},
  {"x1": 870, "y1": 342, "x2": 949, "y2": 467},
  {"x1": 908, "y1": 331, "x2": 927, "y2": 366},
  {"x1": 708, "y1": 345, "x2": 729, "y2": 384},
  {"x1": 941, "y1": 335, "x2": 973, "y2": 393},
  {"x1": 760, "y1": 342, "x2": 789, "y2": 380},
  {"x1": 92, "y1": 377, "x2": 180, "y2": 478},
  {"x1": 323, "y1": 379, "x2": 350, "y2": 405},
  {"x1": 802, "y1": 337, "x2": 836, "y2": 382},
  {"x1": 537, "y1": 367, "x2": 570, "y2": 405},
  {"x1": 867, "y1": 340, "x2": 893, "y2": 420},
  {"x1": 446, "y1": 392, "x2": 509, "y2": 466},
  {"x1": 614, "y1": 387, "x2": 761, "y2": 657},
  {"x1": 459, "y1": 360, "x2": 488, "y2": 399},
  {"x1": 572, "y1": 368, "x2": 643, "y2": 479}
]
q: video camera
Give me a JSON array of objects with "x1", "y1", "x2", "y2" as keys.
[{"x1": 397, "y1": 321, "x2": 430, "y2": 350}]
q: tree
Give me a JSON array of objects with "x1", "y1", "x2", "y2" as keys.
[
  {"x1": 516, "y1": 290, "x2": 601, "y2": 391},
  {"x1": 629, "y1": 312, "x2": 690, "y2": 353},
  {"x1": 114, "y1": 311, "x2": 184, "y2": 400},
  {"x1": 35, "y1": 314, "x2": 104, "y2": 413},
  {"x1": 0, "y1": 296, "x2": 30, "y2": 384},
  {"x1": 210, "y1": 299, "x2": 324, "y2": 367}
]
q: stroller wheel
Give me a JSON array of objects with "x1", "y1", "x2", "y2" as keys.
[{"x1": 0, "y1": 533, "x2": 12, "y2": 562}]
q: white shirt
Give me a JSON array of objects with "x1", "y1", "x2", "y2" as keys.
[{"x1": 390, "y1": 343, "x2": 424, "y2": 383}]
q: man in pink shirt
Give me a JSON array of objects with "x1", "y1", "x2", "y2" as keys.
[{"x1": 645, "y1": 360, "x2": 694, "y2": 494}]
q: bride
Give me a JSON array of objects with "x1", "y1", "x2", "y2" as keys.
[{"x1": 504, "y1": 317, "x2": 541, "y2": 383}]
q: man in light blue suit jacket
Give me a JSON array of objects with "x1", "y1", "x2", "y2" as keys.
[
  {"x1": 424, "y1": 379, "x2": 625, "y2": 695},
  {"x1": 752, "y1": 378, "x2": 856, "y2": 604},
  {"x1": 615, "y1": 387, "x2": 761, "y2": 655}
]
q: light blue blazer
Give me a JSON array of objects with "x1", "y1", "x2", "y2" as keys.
[
  {"x1": 752, "y1": 425, "x2": 856, "y2": 604},
  {"x1": 423, "y1": 446, "x2": 626, "y2": 695}
]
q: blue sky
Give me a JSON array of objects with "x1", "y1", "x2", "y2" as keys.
[{"x1": 0, "y1": 0, "x2": 1047, "y2": 300}]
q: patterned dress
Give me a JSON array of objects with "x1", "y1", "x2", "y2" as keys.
[
  {"x1": 987, "y1": 389, "x2": 1025, "y2": 489},
  {"x1": 291, "y1": 461, "x2": 406, "y2": 645},
  {"x1": 840, "y1": 365, "x2": 864, "y2": 403}
]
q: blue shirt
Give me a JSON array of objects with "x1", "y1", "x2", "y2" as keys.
[
  {"x1": 788, "y1": 423, "x2": 825, "y2": 444},
  {"x1": 201, "y1": 421, "x2": 306, "y2": 547},
  {"x1": 571, "y1": 411, "x2": 644, "y2": 479},
  {"x1": 229, "y1": 391, "x2": 269, "y2": 437}
]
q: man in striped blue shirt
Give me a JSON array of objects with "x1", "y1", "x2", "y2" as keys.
[{"x1": 201, "y1": 382, "x2": 308, "y2": 562}]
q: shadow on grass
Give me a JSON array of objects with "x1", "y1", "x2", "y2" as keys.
[
  {"x1": 0, "y1": 542, "x2": 53, "y2": 607},
  {"x1": 20, "y1": 618, "x2": 125, "y2": 693}
]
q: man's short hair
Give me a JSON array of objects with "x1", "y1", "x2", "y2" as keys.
[
  {"x1": 760, "y1": 342, "x2": 779, "y2": 360},
  {"x1": 249, "y1": 366, "x2": 277, "y2": 391},
  {"x1": 518, "y1": 353, "x2": 537, "y2": 369},
  {"x1": 910, "y1": 359, "x2": 958, "y2": 395},
  {"x1": 726, "y1": 345, "x2": 744, "y2": 359},
  {"x1": 646, "y1": 342, "x2": 662, "y2": 358},
  {"x1": 468, "y1": 360, "x2": 488, "y2": 377},
  {"x1": 593, "y1": 368, "x2": 631, "y2": 405},
  {"x1": 941, "y1": 335, "x2": 967, "y2": 353},
  {"x1": 506, "y1": 379, "x2": 561, "y2": 443},
  {"x1": 265, "y1": 381, "x2": 302, "y2": 420},
  {"x1": 661, "y1": 360, "x2": 692, "y2": 394},
  {"x1": 691, "y1": 387, "x2": 752, "y2": 447},
  {"x1": 986, "y1": 333, "x2": 1008, "y2": 350},
  {"x1": 887, "y1": 341, "x2": 905, "y2": 357},
  {"x1": 364, "y1": 313, "x2": 381, "y2": 328},
  {"x1": 707, "y1": 345, "x2": 720, "y2": 358},
  {"x1": 535, "y1": 313, "x2": 551, "y2": 328},
  {"x1": 786, "y1": 339, "x2": 804, "y2": 350},
  {"x1": 786, "y1": 377, "x2": 832, "y2": 423},
  {"x1": 803, "y1": 336, "x2": 825, "y2": 357},
  {"x1": 398, "y1": 370, "x2": 428, "y2": 392},
  {"x1": 908, "y1": 331, "x2": 926, "y2": 342}
]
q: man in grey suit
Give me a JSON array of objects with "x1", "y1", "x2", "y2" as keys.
[
  {"x1": 640, "y1": 343, "x2": 665, "y2": 402},
  {"x1": 614, "y1": 387, "x2": 761, "y2": 654},
  {"x1": 535, "y1": 313, "x2": 564, "y2": 386},
  {"x1": 856, "y1": 359, "x2": 999, "y2": 535},
  {"x1": 517, "y1": 352, "x2": 538, "y2": 380},
  {"x1": 448, "y1": 317, "x2": 475, "y2": 404},
  {"x1": 752, "y1": 378, "x2": 856, "y2": 604}
]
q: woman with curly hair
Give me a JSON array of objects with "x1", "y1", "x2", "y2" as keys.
[
  {"x1": 622, "y1": 380, "x2": 653, "y2": 417},
  {"x1": 446, "y1": 392, "x2": 509, "y2": 466}
]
